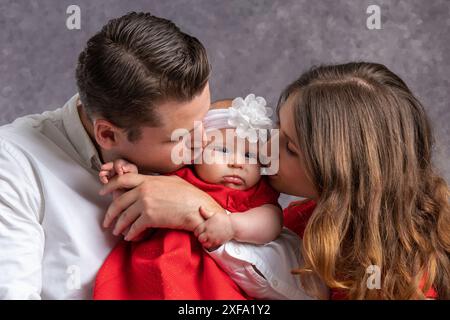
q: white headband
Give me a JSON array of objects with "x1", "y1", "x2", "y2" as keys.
[
  {"x1": 203, "y1": 109, "x2": 235, "y2": 132},
  {"x1": 203, "y1": 94, "x2": 274, "y2": 143}
]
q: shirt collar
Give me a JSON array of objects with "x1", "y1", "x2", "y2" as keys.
[{"x1": 61, "y1": 93, "x2": 102, "y2": 171}]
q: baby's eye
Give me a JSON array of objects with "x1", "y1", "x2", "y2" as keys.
[{"x1": 245, "y1": 152, "x2": 257, "y2": 159}]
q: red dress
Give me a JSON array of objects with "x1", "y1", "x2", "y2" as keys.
[
  {"x1": 93, "y1": 166, "x2": 280, "y2": 300},
  {"x1": 283, "y1": 199, "x2": 439, "y2": 299}
]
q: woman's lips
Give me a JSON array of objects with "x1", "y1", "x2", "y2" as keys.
[{"x1": 222, "y1": 175, "x2": 245, "y2": 185}]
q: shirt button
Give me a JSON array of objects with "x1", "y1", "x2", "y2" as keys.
[
  {"x1": 272, "y1": 280, "x2": 278, "y2": 287},
  {"x1": 234, "y1": 247, "x2": 241, "y2": 255}
]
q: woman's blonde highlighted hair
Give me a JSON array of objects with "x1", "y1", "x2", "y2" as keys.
[{"x1": 279, "y1": 62, "x2": 450, "y2": 299}]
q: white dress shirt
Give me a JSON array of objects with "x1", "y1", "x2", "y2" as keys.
[{"x1": 0, "y1": 94, "x2": 314, "y2": 300}]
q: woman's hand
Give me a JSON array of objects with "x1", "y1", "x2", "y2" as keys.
[{"x1": 99, "y1": 173, "x2": 226, "y2": 241}]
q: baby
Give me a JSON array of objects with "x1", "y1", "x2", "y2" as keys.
[{"x1": 94, "y1": 94, "x2": 282, "y2": 299}]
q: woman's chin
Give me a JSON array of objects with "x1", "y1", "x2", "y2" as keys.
[
  {"x1": 267, "y1": 174, "x2": 285, "y2": 192},
  {"x1": 268, "y1": 174, "x2": 312, "y2": 198}
]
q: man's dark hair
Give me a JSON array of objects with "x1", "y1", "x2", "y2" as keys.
[{"x1": 75, "y1": 12, "x2": 210, "y2": 141}]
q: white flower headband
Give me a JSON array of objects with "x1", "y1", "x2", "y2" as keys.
[{"x1": 203, "y1": 94, "x2": 273, "y2": 143}]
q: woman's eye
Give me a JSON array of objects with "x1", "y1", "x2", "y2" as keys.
[{"x1": 286, "y1": 142, "x2": 296, "y2": 155}]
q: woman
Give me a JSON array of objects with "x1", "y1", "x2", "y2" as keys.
[{"x1": 270, "y1": 62, "x2": 450, "y2": 299}]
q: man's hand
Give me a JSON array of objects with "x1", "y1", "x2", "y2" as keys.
[
  {"x1": 194, "y1": 207, "x2": 235, "y2": 249},
  {"x1": 99, "y1": 173, "x2": 225, "y2": 241}
]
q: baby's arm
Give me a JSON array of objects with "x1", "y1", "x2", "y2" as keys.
[
  {"x1": 230, "y1": 204, "x2": 283, "y2": 244},
  {"x1": 194, "y1": 204, "x2": 283, "y2": 249}
]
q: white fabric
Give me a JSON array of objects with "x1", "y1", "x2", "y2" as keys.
[
  {"x1": 0, "y1": 94, "x2": 118, "y2": 299},
  {"x1": 0, "y1": 93, "x2": 315, "y2": 300},
  {"x1": 203, "y1": 109, "x2": 235, "y2": 132},
  {"x1": 206, "y1": 228, "x2": 318, "y2": 300},
  {"x1": 203, "y1": 94, "x2": 273, "y2": 144}
]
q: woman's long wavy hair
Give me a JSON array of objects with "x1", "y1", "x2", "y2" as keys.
[{"x1": 279, "y1": 62, "x2": 450, "y2": 299}]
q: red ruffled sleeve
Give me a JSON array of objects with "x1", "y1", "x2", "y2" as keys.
[{"x1": 283, "y1": 199, "x2": 316, "y2": 238}]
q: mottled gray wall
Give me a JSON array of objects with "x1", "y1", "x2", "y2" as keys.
[{"x1": 1, "y1": 0, "x2": 449, "y2": 188}]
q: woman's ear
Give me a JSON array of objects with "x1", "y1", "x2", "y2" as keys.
[{"x1": 93, "y1": 119, "x2": 124, "y2": 150}]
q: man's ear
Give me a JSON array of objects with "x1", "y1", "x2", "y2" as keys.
[{"x1": 93, "y1": 119, "x2": 125, "y2": 150}]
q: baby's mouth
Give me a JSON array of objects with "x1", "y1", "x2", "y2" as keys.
[{"x1": 222, "y1": 175, "x2": 245, "y2": 186}]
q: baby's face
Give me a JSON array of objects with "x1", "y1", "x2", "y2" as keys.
[{"x1": 194, "y1": 128, "x2": 261, "y2": 190}]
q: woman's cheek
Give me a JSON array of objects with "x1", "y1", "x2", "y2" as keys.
[{"x1": 278, "y1": 148, "x2": 291, "y2": 176}]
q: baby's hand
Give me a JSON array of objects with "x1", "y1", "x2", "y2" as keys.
[
  {"x1": 194, "y1": 207, "x2": 235, "y2": 249},
  {"x1": 99, "y1": 159, "x2": 139, "y2": 236},
  {"x1": 99, "y1": 159, "x2": 138, "y2": 184}
]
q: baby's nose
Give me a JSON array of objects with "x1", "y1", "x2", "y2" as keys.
[
  {"x1": 228, "y1": 162, "x2": 244, "y2": 169},
  {"x1": 228, "y1": 153, "x2": 244, "y2": 169}
]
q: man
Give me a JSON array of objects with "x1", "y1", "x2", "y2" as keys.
[{"x1": 0, "y1": 12, "x2": 303, "y2": 300}]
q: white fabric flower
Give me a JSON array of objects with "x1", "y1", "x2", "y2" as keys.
[{"x1": 228, "y1": 94, "x2": 273, "y2": 143}]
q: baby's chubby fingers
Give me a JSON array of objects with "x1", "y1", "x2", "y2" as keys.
[
  {"x1": 113, "y1": 159, "x2": 131, "y2": 175},
  {"x1": 100, "y1": 162, "x2": 114, "y2": 171},
  {"x1": 197, "y1": 232, "x2": 208, "y2": 244},
  {"x1": 99, "y1": 170, "x2": 110, "y2": 184},
  {"x1": 122, "y1": 163, "x2": 139, "y2": 174},
  {"x1": 194, "y1": 222, "x2": 206, "y2": 238},
  {"x1": 99, "y1": 173, "x2": 145, "y2": 196}
]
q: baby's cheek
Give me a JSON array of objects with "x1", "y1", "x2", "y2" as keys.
[
  {"x1": 245, "y1": 164, "x2": 262, "y2": 187},
  {"x1": 194, "y1": 163, "x2": 224, "y2": 184}
]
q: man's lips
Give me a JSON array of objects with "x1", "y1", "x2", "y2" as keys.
[{"x1": 222, "y1": 175, "x2": 245, "y2": 185}]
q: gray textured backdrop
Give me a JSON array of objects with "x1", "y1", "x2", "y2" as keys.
[{"x1": 1, "y1": 0, "x2": 449, "y2": 190}]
